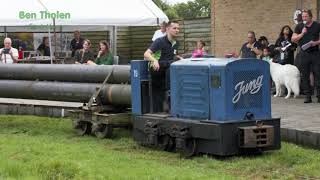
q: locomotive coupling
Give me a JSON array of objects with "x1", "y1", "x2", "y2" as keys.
[{"x1": 239, "y1": 125, "x2": 275, "y2": 148}]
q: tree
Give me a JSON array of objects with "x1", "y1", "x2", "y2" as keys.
[
  {"x1": 152, "y1": 0, "x2": 210, "y2": 20},
  {"x1": 174, "y1": 0, "x2": 210, "y2": 19},
  {"x1": 152, "y1": 0, "x2": 178, "y2": 20}
]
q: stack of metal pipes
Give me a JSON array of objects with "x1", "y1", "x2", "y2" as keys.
[{"x1": 0, "y1": 64, "x2": 131, "y2": 106}]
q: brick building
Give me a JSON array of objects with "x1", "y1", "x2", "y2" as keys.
[{"x1": 211, "y1": 0, "x2": 319, "y2": 57}]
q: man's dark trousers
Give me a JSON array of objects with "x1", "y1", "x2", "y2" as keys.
[{"x1": 296, "y1": 50, "x2": 320, "y2": 98}]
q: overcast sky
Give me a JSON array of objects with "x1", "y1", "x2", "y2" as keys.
[{"x1": 166, "y1": 0, "x2": 194, "y2": 5}]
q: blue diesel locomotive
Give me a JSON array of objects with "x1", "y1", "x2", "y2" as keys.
[{"x1": 131, "y1": 58, "x2": 280, "y2": 156}]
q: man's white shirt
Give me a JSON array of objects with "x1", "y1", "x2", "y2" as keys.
[
  {"x1": 0, "y1": 48, "x2": 18, "y2": 64},
  {"x1": 152, "y1": 30, "x2": 166, "y2": 41}
]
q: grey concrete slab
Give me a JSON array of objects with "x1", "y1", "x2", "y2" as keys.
[
  {"x1": 0, "y1": 98, "x2": 81, "y2": 117},
  {"x1": 272, "y1": 95, "x2": 320, "y2": 149},
  {"x1": 34, "y1": 106, "x2": 50, "y2": 117},
  {"x1": 0, "y1": 98, "x2": 82, "y2": 108}
]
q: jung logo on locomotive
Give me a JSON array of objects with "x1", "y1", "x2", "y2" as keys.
[{"x1": 232, "y1": 75, "x2": 263, "y2": 104}]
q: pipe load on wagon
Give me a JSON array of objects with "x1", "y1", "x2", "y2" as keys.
[
  {"x1": 0, "y1": 64, "x2": 130, "y2": 84},
  {"x1": 0, "y1": 80, "x2": 131, "y2": 106}
]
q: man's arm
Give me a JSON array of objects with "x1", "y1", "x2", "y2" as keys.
[
  {"x1": 310, "y1": 39, "x2": 320, "y2": 47},
  {"x1": 175, "y1": 55, "x2": 183, "y2": 60},
  {"x1": 144, "y1": 39, "x2": 162, "y2": 71},
  {"x1": 9, "y1": 49, "x2": 18, "y2": 63},
  {"x1": 292, "y1": 32, "x2": 305, "y2": 43},
  {"x1": 292, "y1": 24, "x2": 306, "y2": 43},
  {"x1": 144, "y1": 49, "x2": 160, "y2": 71}
]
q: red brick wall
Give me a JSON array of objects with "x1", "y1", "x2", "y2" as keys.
[{"x1": 211, "y1": 0, "x2": 318, "y2": 57}]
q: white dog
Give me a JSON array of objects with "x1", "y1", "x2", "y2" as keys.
[{"x1": 269, "y1": 61, "x2": 300, "y2": 99}]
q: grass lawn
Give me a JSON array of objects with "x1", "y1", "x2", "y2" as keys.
[{"x1": 0, "y1": 115, "x2": 319, "y2": 180}]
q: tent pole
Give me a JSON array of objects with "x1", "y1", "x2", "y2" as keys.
[
  {"x1": 4, "y1": 26, "x2": 7, "y2": 37},
  {"x1": 53, "y1": 18, "x2": 56, "y2": 58},
  {"x1": 48, "y1": 25, "x2": 53, "y2": 64},
  {"x1": 111, "y1": 26, "x2": 117, "y2": 56},
  {"x1": 109, "y1": 27, "x2": 113, "y2": 55},
  {"x1": 60, "y1": 26, "x2": 63, "y2": 55}
]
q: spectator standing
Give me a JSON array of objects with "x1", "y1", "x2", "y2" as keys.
[
  {"x1": 261, "y1": 47, "x2": 272, "y2": 62},
  {"x1": 70, "y1": 30, "x2": 84, "y2": 57},
  {"x1": 239, "y1": 31, "x2": 262, "y2": 58},
  {"x1": 292, "y1": 9, "x2": 320, "y2": 103},
  {"x1": 258, "y1": 36, "x2": 270, "y2": 49},
  {"x1": 274, "y1": 25, "x2": 297, "y2": 65},
  {"x1": 192, "y1": 40, "x2": 207, "y2": 58},
  {"x1": 0, "y1": 38, "x2": 18, "y2": 64},
  {"x1": 37, "y1": 37, "x2": 51, "y2": 56},
  {"x1": 152, "y1": 21, "x2": 167, "y2": 41}
]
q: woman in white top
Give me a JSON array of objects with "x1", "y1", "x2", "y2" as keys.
[{"x1": 0, "y1": 38, "x2": 18, "y2": 64}]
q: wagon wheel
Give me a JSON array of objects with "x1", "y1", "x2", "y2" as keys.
[
  {"x1": 73, "y1": 121, "x2": 92, "y2": 136},
  {"x1": 92, "y1": 123, "x2": 113, "y2": 139},
  {"x1": 158, "y1": 135, "x2": 175, "y2": 152},
  {"x1": 180, "y1": 139, "x2": 197, "y2": 158}
]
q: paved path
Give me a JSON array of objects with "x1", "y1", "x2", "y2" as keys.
[{"x1": 272, "y1": 95, "x2": 320, "y2": 149}]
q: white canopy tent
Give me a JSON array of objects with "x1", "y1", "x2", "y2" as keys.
[
  {"x1": 0, "y1": 0, "x2": 168, "y2": 61},
  {"x1": 0, "y1": 0, "x2": 168, "y2": 27}
]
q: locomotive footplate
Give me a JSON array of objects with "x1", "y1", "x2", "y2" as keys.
[
  {"x1": 133, "y1": 114, "x2": 281, "y2": 156},
  {"x1": 69, "y1": 109, "x2": 131, "y2": 138}
]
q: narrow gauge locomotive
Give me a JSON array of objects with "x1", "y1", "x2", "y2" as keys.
[{"x1": 131, "y1": 58, "x2": 280, "y2": 156}]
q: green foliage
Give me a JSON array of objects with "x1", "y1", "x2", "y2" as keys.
[
  {"x1": 164, "y1": 8, "x2": 179, "y2": 20},
  {"x1": 153, "y1": 0, "x2": 210, "y2": 20},
  {"x1": 153, "y1": 0, "x2": 171, "y2": 11},
  {"x1": 174, "y1": 0, "x2": 211, "y2": 19},
  {"x1": 153, "y1": 0, "x2": 179, "y2": 20},
  {"x1": 0, "y1": 115, "x2": 320, "y2": 179}
]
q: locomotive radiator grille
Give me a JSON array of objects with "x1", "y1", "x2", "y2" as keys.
[
  {"x1": 232, "y1": 70, "x2": 263, "y2": 109},
  {"x1": 238, "y1": 125, "x2": 274, "y2": 148}
]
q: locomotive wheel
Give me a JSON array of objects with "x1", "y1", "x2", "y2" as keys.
[
  {"x1": 73, "y1": 121, "x2": 92, "y2": 136},
  {"x1": 180, "y1": 139, "x2": 197, "y2": 158},
  {"x1": 92, "y1": 123, "x2": 113, "y2": 139},
  {"x1": 158, "y1": 135, "x2": 175, "y2": 151}
]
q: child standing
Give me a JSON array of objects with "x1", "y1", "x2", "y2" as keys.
[
  {"x1": 192, "y1": 40, "x2": 207, "y2": 58},
  {"x1": 261, "y1": 47, "x2": 272, "y2": 62}
]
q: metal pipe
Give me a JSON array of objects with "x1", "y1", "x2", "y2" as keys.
[
  {"x1": 0, "y1": 80, "x2": 131, "y2": 106},
  {"x1": 0, "y1": 64, "x2": 130, "y2": 84}
]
